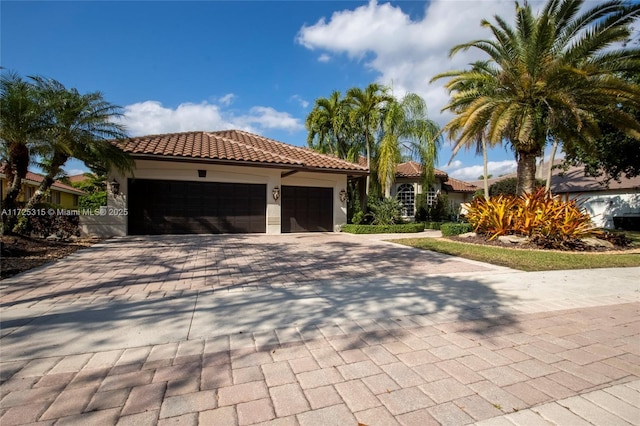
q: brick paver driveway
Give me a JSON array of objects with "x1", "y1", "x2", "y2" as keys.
[{"x1": 1, "y1": 233, "x2": 638, "y2": 425}]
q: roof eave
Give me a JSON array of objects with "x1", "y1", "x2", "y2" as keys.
[{"x1": 129, "y1": 154, "x2": 369, "y2": 175}]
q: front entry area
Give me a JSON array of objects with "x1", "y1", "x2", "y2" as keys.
[
  {"x1": 281, "y1": 186, "x2": 333, "y2": 233},
  {"x1": 128, "y1": 179, "x2": 267, "y2": 234}
]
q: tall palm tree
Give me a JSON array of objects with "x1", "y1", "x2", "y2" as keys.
[
  {"x1": 346, "y1": 83, "x2": 392, "y2": 195},
  {"x1": 377, "y1": 93, "x2": 441, "y2": 197},
  {"x1": 21, "y1": 77, "x2": 133, "y2": 211},
  {"x1": 305, "y1": 91, "x2": 353, "y2": 160},
  {"x1": 433, "y1": 61, "x2": 499, "y2": 199},
  {"x1": 434, "y1": 0, "x2": 640, "y2": 195}
]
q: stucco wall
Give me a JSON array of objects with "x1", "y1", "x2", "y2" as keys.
[
  {"x1": 58, "y1": 191, "x2": 79, "y2": 209},
  {"x1": 103, "y1": 160, "x2": 348, "y2": 236},
  {"x1": 564, "y1": 190, "x2": 640, "y2": 229}
]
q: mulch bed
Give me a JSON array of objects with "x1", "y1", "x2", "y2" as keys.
[
  {"x1": 447, "y1": 233, "x2": 638, "y2": 253},
  {"x1": 1, "y1": 235, "x2": 101, "y2": 279}
]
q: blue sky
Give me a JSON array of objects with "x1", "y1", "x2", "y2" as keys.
[{"x1": 3, "y1": 0, "x2": 552, "y2": 181}]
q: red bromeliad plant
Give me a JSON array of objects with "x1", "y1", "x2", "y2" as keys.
[{"x1": 466, "y1": 189, "x2": 598, "y2": 246}]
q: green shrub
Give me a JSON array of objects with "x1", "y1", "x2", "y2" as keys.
[
  {"x1": 79, "y1": 191, "x2": 107, "y2": 210},
  {"x1": 428, "y1": 193, "x2": 451, "y2": 221},
  {"x1": 440, "y1": 222, "x2": 474, "y2": 236},
  {"x1": 341, "y1": 223, "x2": 425, "y2": 234},
  {"x1": 415, "y1": 193, "x2": 429, "y2": 222},
  {"x1": 368, "y1": 197, "x2": 404, "y2": 225},
  {"x1": 423, "y1": 221, "x2": 444, "y2": 230},
  {"x1": 14, "y1": 203, "x2": 80, "y2": 240},
  {"x1": 489, "y1": 177, "x2": 545, "y2": 196},
  {"x1": 351, "y1": 210, "x2": 364, "y2": 225}
]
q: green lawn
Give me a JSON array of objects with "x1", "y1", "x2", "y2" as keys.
[{"x1": 392, "y1": 236, "x2": 640, "y2": 271}]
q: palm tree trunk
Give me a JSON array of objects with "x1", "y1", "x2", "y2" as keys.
[
  {"x1": 4, "y1": 173, "x2": 23, "y2": 209},
  {"x1": 385, "y1": 176, "x2": 392, "y2": 198},
  {"x1": 516, "y1": 152, "x2": 538, "y2": 195},
  {"x1": 15, "y1": 153, "x2": 68, "y2": 234},
  {"x1": 2, "y1": 173, "x2": 24, "y2": 235},
  {"x1": 545, "y1": 139, "x2": 558, "y2": 194},
  {"x1": 23, "y1": 175, "x2": 56, "y2": 211},
  {"x1": 365, "y1": 136, "x2": 371, "y2": 196},
  {"x1": 13, "y1": 166, "x2": 61, "y2": 235},
  {"x1": 482, "y1": 134, "x2": 489, "y2": 199}
]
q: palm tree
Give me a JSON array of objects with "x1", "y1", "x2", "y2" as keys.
[
  {"x1": 433, "y1": 0, "x2": 640, "y2": 195},
  {"x1": 346, "y1": 83, "x2": 392, "y2": 195},
  {"x1": 433, "y1": 61, "x2": 499, "y2": 199},
  {"x1": 0, "y1": 72, "x2": 44, "y2": 211},
  {"x1": 305, "y1": 91, "x2": 353, "y2": 160},
  {"x1": 21, "y1": 77, "x2": 133, "y2": 212},
  {"x1": 377, "y1": 93, "x2": 441, "y2": 197}
]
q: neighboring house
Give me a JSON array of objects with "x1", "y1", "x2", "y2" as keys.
[
  {"x1": 103, "y1": 130, "x2": 368, "y2": 236},
  {"x1": 550, "y1": 165, "x2": 640, "y2": 230},
  {"x1": 392, "y1": 161, "x2": 477, "y2": 218},
  {"x1": 0, "y1": 167, "x2": 85, "y2": 209}
]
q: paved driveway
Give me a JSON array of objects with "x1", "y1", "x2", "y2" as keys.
[
  {"x1": 1, "y1": 233, "x2": 638, "y2": 425},
  {"x1": 1, "y1": 233, "x2": 509, "y2": 359}
]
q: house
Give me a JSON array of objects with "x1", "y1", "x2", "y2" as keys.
[
  {"x1": 0, "y1": 167, "x2": 85, "y2": 209},
  {"x1": 103, "y1": 130, "x2": 368, "y2": 236},
  {"x1": 392, "y1": 161, "x2": 478, "y2": 218},
  {"x1": 550, "y1": 165, "x2": 640, "y2": 230}
]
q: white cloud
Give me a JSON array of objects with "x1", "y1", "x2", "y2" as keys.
[
  {"x1": 318, "y1": 53, "x2": 331, "y2": 63},
  {"x1": 290, "y1": 94, "x2": 310, "y2": 109},
  {"x1": 218, "y1": 93, "x2": 236, "y2": 106},
  {"x1": 296, "y1": 0, "x2": 519, "y2": 127},
  {"x1": 239, "y1": 106, "x2": 304, "y2": 132},
  {"x1": 118, "y1": 100, "x2": 302, "y2": 136},
  {"x1": 443, "y1": 159, "x2": 517, "y2": 181}
]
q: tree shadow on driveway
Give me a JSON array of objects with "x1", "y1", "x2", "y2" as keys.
[{"x1": 0, "y1": 234, "x2": 521, "y2": 361}]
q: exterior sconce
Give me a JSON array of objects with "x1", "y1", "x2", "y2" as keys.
[
  {"x1": 110, "y1": 178, "x2": 120, "y2": 195},
  {"x1": 339, "y1": 188, "x2": 347, "y2": 203},
  {"x1": 272, "y1": 186, "x2": 280, "y2": 201}
]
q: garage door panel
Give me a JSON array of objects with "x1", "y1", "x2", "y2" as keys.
[
  {"x1": 128, "y1": 179, "x2": 266, "y2": 234},
  {"x1": 282, "y1": 186, "x2": 333, "y2": 233}
]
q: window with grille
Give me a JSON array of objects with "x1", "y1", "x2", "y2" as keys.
[
  {"x1": 397, "y1": 183, "x2": 415, "y2": 216},
  {"x1": 426, "y1": 186, "x2": 438, "y2": 206}
]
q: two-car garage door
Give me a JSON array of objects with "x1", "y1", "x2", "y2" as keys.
[
  {"x1": 128, "y1": 179, "x2": 266, "y2": 235},
  {"x1": 128, "y1": 179, "x2": 333, "y2": 234}
]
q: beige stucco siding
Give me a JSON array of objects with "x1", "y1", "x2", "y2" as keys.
[{"x1": 104, "y1": 160, "x2": 348, "y2": 236}]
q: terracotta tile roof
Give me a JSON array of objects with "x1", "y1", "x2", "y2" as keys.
[
  {"x1": 0, "y1": 165, "x2": 85, "y2": 195},
  {"x1": 67, "y1": 174, "x2": 91, "y2": 183},
  {"x1": 113, "y1": 130, "x2": 368, "y2": 174},
  {"x1": 395, "y1": 161, "x2": 448, "y2": 178},
  {"x1": 442, "y1": 176, "x2": 478, "y2": 193}
]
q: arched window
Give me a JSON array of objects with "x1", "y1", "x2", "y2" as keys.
[{"x1": 396, "y1": 183, "x2": 415, "y2": 216}]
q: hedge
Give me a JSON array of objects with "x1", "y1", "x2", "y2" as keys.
[
  {"x1": 423, "y1": 221, "x2": 444, "y2": 230},
  {"x1": 440, "y1": 222, "x2": 474, "y2": 236},
  {"x1": 341, "y1": 223, "x2": 425, "y2": 234}
]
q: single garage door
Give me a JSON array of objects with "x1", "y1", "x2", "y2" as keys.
[
  {"x1": 282, "y1": 186, "x2": 333, "y2": 233},
  {"x1": 128, "y1": 179, "x2": 266, "y2": 234}
]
